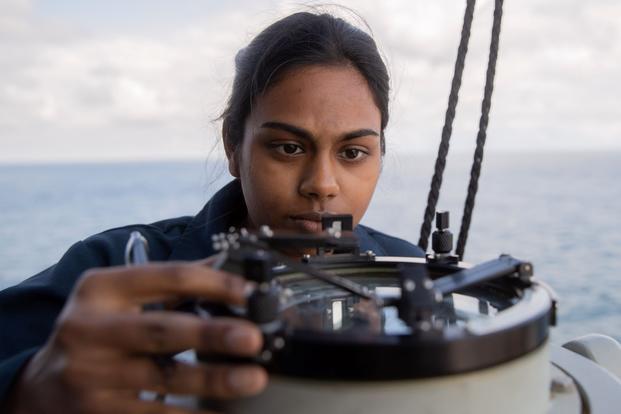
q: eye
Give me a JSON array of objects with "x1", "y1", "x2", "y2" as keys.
[
  {"x1": 270, "y1": 142, "x2": 305, "y2": 156},
  {"x1": 339, "y1": 147, "x2": 368, "y2": 161}
]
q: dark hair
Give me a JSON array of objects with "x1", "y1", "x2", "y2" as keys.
[{"x1": 221, "y1": 11, "x2": 389, "y2": 154}]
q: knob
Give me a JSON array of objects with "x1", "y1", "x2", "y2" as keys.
[
  {"x1": 432, "y1": 211, "x2": 453, "y2": 255},
  {"x1": 243, "y1": 250, "x2": 272, "y2": 283}
]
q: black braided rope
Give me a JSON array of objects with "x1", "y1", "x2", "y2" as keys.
[
  {"x1": 456, "y1": 0, "x2": 504, "y2": 259},
  {"x1": 418, "y1": 0, "x2": 477, "y2": 251}
]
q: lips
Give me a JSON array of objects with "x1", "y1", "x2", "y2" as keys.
[{"x1": 288, "y1": 211, "x2": 332, "y2": 233}]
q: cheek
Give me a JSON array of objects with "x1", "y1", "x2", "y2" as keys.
[
  {"x1": 342, "y1": 159, "x2": 382, "y2": 223},
  {"x1": 239, "y1": 147, "x2": 298, "y2": 224}
]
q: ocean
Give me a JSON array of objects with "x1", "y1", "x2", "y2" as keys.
[{"x1": 1, "y1": 151, "x2": 620, "y2": 344}]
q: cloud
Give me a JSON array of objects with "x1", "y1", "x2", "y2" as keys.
[
  {"x1": 0, "y1": 0, "x2": 620, "y2": 162},
  {"x1": 372, "y1": 0, "x2": 621, "y2": 152},
  {"x1": 0, "y1": 2, "x2": 250, "y2": 161},
  {"x1": 0, "y1": 0, "x2": 32, "y2": 34}
]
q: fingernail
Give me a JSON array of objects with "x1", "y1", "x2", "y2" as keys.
[
  {"x1": 227, "y1": 367, "x2": 260, "y2": 393},
  {"x1": 225, "y1": 327, "x2": 254, "y2": 350}
]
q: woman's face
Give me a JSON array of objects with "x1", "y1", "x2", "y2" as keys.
[{"x1": 227, "y1": 64, "x2": 382, "y2": 234}]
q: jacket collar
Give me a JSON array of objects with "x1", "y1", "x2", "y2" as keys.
[{"x1": 168, "y1": 179, "x2": 247, "y2": 261}]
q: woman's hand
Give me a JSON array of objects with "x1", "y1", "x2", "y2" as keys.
[{"x1": 7, "y1": 262, "x2": 267, "y2": 414}]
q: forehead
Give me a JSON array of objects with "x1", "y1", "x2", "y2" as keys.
[{"x1": 248, "y1": 65, "x2": 381, "y2": 133}]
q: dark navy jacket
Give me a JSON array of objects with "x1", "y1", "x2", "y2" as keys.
[{"x1": 0, "y1": 180, "x2": 423, "y2": 402}]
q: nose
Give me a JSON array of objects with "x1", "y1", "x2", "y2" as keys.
[{"x1": 299, "y1": 154, "x2": 340, "y2": 201}]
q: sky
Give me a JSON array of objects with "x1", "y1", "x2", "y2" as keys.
[{"x1": 1, "y1": 0, "x2": 620, "y2": 163}]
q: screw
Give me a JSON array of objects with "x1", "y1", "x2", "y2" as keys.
[
  {"x1": 261, "y1": 350, "x2": 273, "y2": 362},
  {"x1": 419, "y1": 321, "x2": 431, "y2": 331},
  {"x1": 259, "y1": 225, "x2": 273, "y2": 237},
  {"x1": 273, "y1": 337, "x2": 285, "y2": 350},
  {"x1": 550, "y1": 375, "x2": 574, "y2": 394},
  {"x1": 404, "y1": 280, "x2": 416, "y2": 292}
]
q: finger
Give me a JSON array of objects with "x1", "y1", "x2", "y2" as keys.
[
  {"x1": 96, "y1": 358, "x2": 268, "y2": 400},
  {"x1": 66, "y1": 388, "x2": 220, "y2": 414},
  {"x1": 105, "y1": 395, "x2": 222, "y2": 414},
  {"x1": 161, "y1": 256, "x2": 224, "y2": 310},
  {"x1": 194, "y1": 254, "x2": 222, "y2": 267},
  {"x1": 76, "y1": 263, "x2": 250, "y2": 308},
  {"x1": 157, "y1": 361, "x2": 268, "y2": 399},
  {"x1": 93, "y1": 312, "x2": 263, "y2": 355}
]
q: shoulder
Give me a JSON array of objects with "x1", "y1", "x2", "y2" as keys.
[
  {"x1": 80, "y1": 215, "x2": 193, "y2": 266},
  {"x1": 355, "y1": 224, "x2": 425, "y2": 258},
  {"x1": 9, "y1": 215, "x2": 194, "y2": 296}
]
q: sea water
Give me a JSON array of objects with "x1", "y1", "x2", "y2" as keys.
[{"x1": 1, "y1": 152, "x2": 619, "y2": 344}]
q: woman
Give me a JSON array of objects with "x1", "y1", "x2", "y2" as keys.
[{"x1": 0, "y1": 11, "x2": 423, "y2": 413}]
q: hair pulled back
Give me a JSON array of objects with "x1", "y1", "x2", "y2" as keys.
[{"x1": 221, "y1": 11, "x2": 389, "y2": 154}]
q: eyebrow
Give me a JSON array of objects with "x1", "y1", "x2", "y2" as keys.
[{"x1": 260, "y1": 121, "x2": 379, "y2": 141}]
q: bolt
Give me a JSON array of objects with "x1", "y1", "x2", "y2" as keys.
[
  {"x1": 419, "y1": 321, "x2": 431, "y2": 331},
  {"x1": 261, "y1": 350, "x2": 273, "y2": 362},
  {"x1": 404, "y1": 280, "x2": 416, "y2": 292},
  {"x1": 550, "y1": 375, "x2": 575, "y2": 394},
  {"x1": 273, "y1": 337, "x2": 285, "y2": 350},
  {"x1": 259, "y1": 225, "x2": 273, "y2": 237}
]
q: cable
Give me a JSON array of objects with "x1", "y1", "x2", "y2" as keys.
[
  {"x1": 418, "y1": 0, "x2": 477, "y2": 251},
  {"x1": 456, "y1": 0, "x2": 504, "y2": 259}
]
